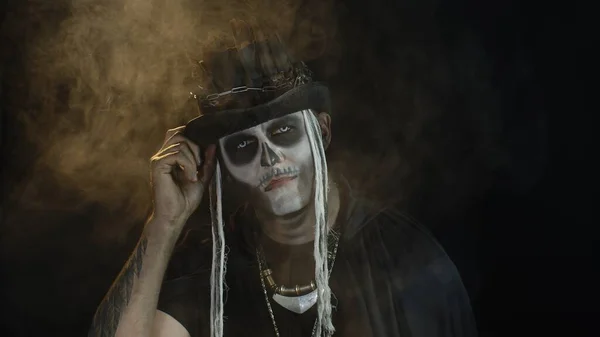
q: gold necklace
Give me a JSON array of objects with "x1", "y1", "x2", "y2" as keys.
[
  {"x1": 261, "y1": 267, "x2": 317, "y2": 296},
  {"x1": 256, "y1": 231, "x2": 340, "y2": 336}
]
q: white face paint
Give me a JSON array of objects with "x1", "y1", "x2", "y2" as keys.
[{"x1": 219, "y1": 110, "x2": 314, "y2": 216}]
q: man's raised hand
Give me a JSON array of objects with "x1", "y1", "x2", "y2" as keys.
[{"x1": 150, "y1": 126, "x2": 216, "y2": 229}]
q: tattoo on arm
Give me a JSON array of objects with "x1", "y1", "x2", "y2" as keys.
[{"x1": 88, "y1": 237, "x2": 148, "y2": 337}]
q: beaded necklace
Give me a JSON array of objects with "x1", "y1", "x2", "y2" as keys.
[{"x1": 256, "y1": 231, "x2": 340, "y2": 337}]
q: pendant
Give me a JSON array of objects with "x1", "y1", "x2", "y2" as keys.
[{"x1": 272, "y1": 289, "x2": 318, "y2": 314}]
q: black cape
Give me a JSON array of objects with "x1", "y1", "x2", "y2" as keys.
[{"x1": 157, "y1": 184, "x2": 477, "y2": 337}]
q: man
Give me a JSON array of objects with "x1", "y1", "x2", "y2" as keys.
[{"x1": 88, "y1": 20, "x2": 477, "y2": 337}]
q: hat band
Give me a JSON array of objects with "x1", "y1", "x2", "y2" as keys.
[
  {"x1": 199, "y1": 82, "x2": 293, "y2": 107},
  {"x1": 194, "y1": 62, "x2": 314, "y2": 111}
]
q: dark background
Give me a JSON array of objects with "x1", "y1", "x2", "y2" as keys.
[{"x1": 1, "y1": 0, "x2": 594, "y2": 336}]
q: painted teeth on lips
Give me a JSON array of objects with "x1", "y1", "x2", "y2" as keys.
[
  {"x1": 261, "y1": 167, "x2": 298, "y2": 189},
  {"x1": 265, "y1": 175, "x2": 297, "y2": 191}
]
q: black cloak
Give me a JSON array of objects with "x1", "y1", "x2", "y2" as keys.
[{"x1": 157, "y1": 180, "x2": 477, "y2": 337}]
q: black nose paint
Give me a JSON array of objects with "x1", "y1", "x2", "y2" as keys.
[{"x1": 260, "y1": 142, "x2": 282, "y2": 167}]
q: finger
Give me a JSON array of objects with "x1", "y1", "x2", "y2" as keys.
[
  {"x1": 151, "y1": 150, "x2": 198, "y2": 183},
  {"x1": 163, "y1": 129, "x2": 184, "y2": 148},
  {"x1": 157, "y1": 142, "x2": 181, "y2": 154},
  {"x1": 163, "y1": 133, "x2": 202, "y2": 167},
  {"x1": 163, "y1": 126, "x2": 186, "y2": 144},
  {"x1": 176, "y1": 143, "x2": 198, "y2": 181},
  {"x1": 159, "y1": 142, "x2": 196, "y2": 178},
  {"x1": 199, "y1": 144, "x2": 217, "y2": 186},
  {"x1": 156, "y1": 142, "x2": 198, "y2": 182}
]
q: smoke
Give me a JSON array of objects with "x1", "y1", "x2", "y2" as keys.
[
  {"x1": 3, "y1": 0, "x2": 338, "y2": 241},
  {"x1": 1, "y1": 0, "x2": 547, "y2": 242},
  {"x1": 0, "y1": 1, "x2": 549, "y2": 334}
]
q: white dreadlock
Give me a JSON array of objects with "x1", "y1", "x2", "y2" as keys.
[
  {"x1": 302, "y1": 109, "x2": 335, "y2": 337},
  {"x1": 208, "y1": 108, "x2": 334, "y2": 337},
  {"x1": 208, "y1": 162, "x2": 226, "y2": 337}
]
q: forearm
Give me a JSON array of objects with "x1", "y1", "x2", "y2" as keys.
[{"x1": 88, "y1": 217, "x2": 184, "y2": 337}]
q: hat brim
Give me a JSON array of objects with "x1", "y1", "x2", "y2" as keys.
[{"x1": 183, "y1": 82, "x2": 331, "y2": 148}]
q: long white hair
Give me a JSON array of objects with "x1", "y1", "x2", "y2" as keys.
[{"x1": 208, "y1": 109, "x2": 334, "y2": 337}]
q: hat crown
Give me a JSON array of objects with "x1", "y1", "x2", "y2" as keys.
[{"x1": 192, "y1": 20, "x2": 314, "y2": 113}]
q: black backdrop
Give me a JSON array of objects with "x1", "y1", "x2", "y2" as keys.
[{"x1": 0, "y1": 0, "x2": 594, "y2": 336}]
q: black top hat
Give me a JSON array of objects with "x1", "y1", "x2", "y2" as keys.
[{"x1": 183, "y1": 19, "x2": 331, "y2": 147}]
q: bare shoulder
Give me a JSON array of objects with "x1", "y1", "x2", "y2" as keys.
[{"x1": 151, "y1": 310, "x2": 191, "y2": 337}]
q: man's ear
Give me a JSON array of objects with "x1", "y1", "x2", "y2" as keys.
[{"x1": 317, "y1": 112, "x2": 332, "y2": 150}]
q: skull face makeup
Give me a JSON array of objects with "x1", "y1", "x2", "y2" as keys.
[{"x1": 219, "y1": 110, "x2": 315, "y2": 216}]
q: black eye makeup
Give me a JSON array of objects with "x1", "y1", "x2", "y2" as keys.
[
  {"x1": 266, "y1": 114, "x2": 304, "y2": 147},
  {"x1": 271, "y1": 125, "x2": 293, "y2": 135},
  {"x1": 236, "y1": 139, "x2": 256, "y2": 149},
  {"x1": 223, "y1": 134, "x2": 259, "y2": 165},
  {"x1": 221, "y1": 112, "x2": 306, "y2": 165}
]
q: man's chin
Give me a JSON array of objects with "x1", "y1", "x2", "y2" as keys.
[
  {"x1": 251, "y1": 179, "x2": 311, "y2": 216},
  {"x1": 258, "y1": 193, "x2": 309, "y2": 217},
  {"x1": 272, "y1": 201, "x2": 311, "y2": 217},
  {"x1": 269, "y1": 200, "x2": 306, "y2": 216}
]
